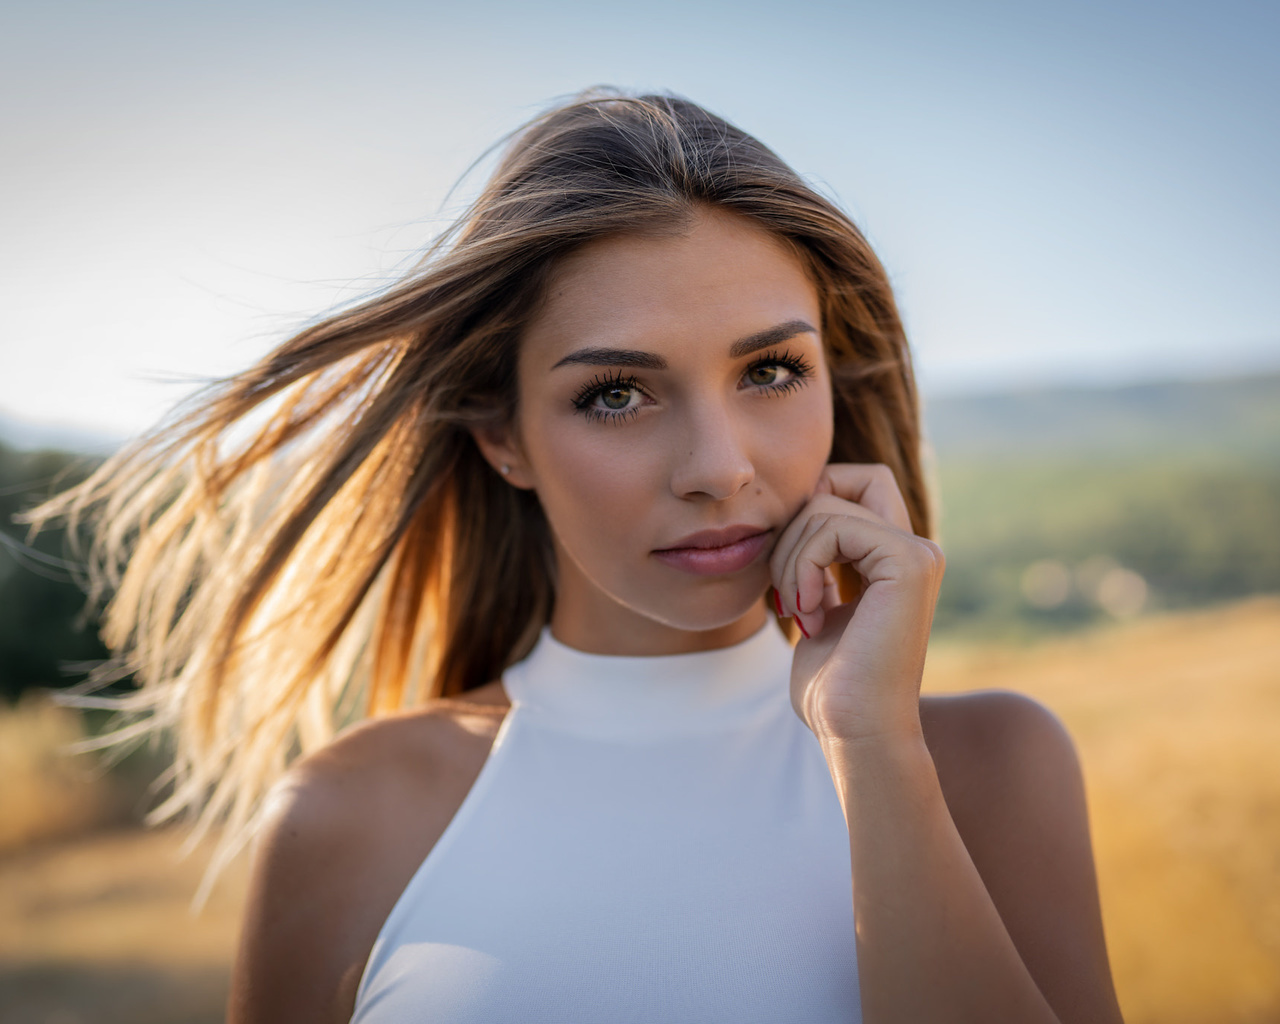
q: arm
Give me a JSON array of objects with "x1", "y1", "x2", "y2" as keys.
[
  {"x1": 826, "y1": 693, "x2": 1123, "y2": 1024},
  {"x1": 771, "y1": 464, "x2": 1123, "y2": 1024}
]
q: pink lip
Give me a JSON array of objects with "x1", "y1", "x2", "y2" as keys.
[{"x1": 651, "y1": 525, "x2": 772, "y2": 576}]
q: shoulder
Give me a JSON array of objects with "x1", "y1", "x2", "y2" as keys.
[
  {"x1": 920, "y1": 689, "x2": 1080, "y2": 803},
  {"x1": 258, "y1": 688, "x2": 508, "y2": 863},
  {"x1": 919, "y1": 690, "x2": 1124, "y2": 1022},
  {"x1": 228, "y1": 688, "x2": 509, "y2": 1024},
  {"x1": 278, "y1": 684, "x2": 510, "y2": 824},
  {"x1": 918, "y1": 689, "x2": 1088, "y2": 884}
]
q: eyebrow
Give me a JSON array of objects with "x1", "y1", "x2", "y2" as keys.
[{"x1": 549, "y1": 319, "x2": 817, "y2": 371}]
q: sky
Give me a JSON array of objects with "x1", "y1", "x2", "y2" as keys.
[{"x1": 2, "y1": 0, "x2": 1278, "y2": 439}]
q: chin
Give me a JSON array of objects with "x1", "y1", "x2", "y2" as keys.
[{"x1": 630, "y1": 578, "x2": 770, "y2": 634}]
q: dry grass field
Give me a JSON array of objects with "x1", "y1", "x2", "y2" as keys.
[
  {"x1": 1, "y1": 597, "x2": 1278, "y2": 1023},
  {"x1": 925, "y1": 597, "x2": 1280, "y2": 1024}
]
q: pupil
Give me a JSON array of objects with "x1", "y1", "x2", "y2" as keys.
[
  {"x1": 751, "y1": 365, "x2": 778, "y2": 385},
  {"x1": 602, "y1": 387, "x2": 631, "y2": 410}
]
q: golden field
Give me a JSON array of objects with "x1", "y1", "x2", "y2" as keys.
[
  {"x1": 925, "y1": 597, "x2": 1280, "y2": 1023},
  {"x1": 2, "y1": 597, "x2": 1278, "y2": 1023}
]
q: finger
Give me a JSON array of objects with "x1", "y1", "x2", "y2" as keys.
[
  {"x1": 775, "y1": 491, "x2": 891, "y2": 618},
  {"x1": 769, "y1": 493, "x2": 826, "y2": 587},
  {"x1": 774, "y1": 512, "x2": 831, "y2": 617},
  {"x1": 770, "y1": 491, "x2": 885, "y2": 607},
  {"x1": 821, "y1": 566, "x2": 843, "y2": 611},
  {"x1": 815, "y1": 463, "x2": 913, "y2": 533},
  {"x1": 791, "y1": 513, "x2": 934, "y2": 636},
  {"x1": 794, "y1": 512, "x2": 939, "y2": 605}
]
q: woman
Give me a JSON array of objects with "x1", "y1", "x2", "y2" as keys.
[{"x1": 34, "y1": 90, "x2": 1123, "y2": 1023}]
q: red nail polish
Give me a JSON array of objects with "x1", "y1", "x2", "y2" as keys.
[
  {"x1": 797, "y1": 619, "x2": 811, "y2": 639},
  {"x1": 773, "y1": 589, "x2": 784, "y2": 617}
]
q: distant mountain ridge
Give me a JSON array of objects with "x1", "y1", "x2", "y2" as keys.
[
  {"x1": 0, "y1": 411, "x2": 124, "y2": 456},
  {"x1": 924, "y1": 372, "x2": 1280, "y2": 463}
]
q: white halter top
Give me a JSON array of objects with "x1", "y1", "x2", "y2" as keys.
[{"x1": 350, "y1": 620, "x2": 861, "y2": 1023}]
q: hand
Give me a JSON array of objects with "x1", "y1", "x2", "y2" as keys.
[{"x1": 769, "y1": 464, "x2": 945, "y2": 747}]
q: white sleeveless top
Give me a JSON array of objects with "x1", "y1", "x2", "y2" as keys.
[{"x1": 349, "y1": 620, "x2": 861, "y2": 1023}]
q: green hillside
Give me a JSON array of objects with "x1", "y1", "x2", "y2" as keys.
[
  {"x1": 927, "y1": 373, "x2": 1280, "y2": 637},
  {"x1": 925, "y1": 372, "x2": 1280, "y2": 464}
]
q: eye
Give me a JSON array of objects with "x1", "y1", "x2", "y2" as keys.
[
  {"x1": 572, "y1": 372, "x2": 650, "y2": 423},
  {"x1": 742, "y1": 349, "x2": 814, "y2": 394},
  {"x1": 598, "y1": 383, "x2": 636, "y2": 410},
  {"x1": 745, "y1": 363, "x2": 789, "y2": 386}
]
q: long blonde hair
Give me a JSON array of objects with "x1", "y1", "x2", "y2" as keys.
[{"x1": 26, "y1": 88, "x2": 930, "y2": 890}]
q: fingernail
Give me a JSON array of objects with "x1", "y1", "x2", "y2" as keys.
[
  {"x1": 773, "y1": 588, "x2": 784, "y2": 617},
  {"x1": 797, "y1": 618, "x2": 811, "y2": 640}
]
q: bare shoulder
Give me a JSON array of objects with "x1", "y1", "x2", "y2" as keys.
[
  {"x1": 262, "y1": 680, "x2": 510, "y2": 884},
  {"x1": 919, "y1": 689, "x2": 1079, "y2": 808},
  {"x1": 919, "y1": 690, "x2": 1124, "y2": 1023},
  {"x1": 279, "y1": 680, "x2": 511, "y2": 827},
  {"x1": 227, "y1": 684, "x2": 509, "y2": 1024}
]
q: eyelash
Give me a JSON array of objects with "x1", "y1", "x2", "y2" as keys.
[{"x1": 570, "y1": 348, "x2": 815, "y2": 424}]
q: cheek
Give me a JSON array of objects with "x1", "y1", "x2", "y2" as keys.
[
  {"x1": 756, "y1": 388, "x2": 834, "y2": 488},
  {"x1": 526, "y1": 418, "x2": 663, "y2": 536}
]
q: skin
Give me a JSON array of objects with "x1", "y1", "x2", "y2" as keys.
[{"x1": 228, "y1": 208, "x2": 1125, "y2": 1024}]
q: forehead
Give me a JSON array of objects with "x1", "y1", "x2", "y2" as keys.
[{"x1": 520, "y1": 208, "x2": 820, "y2": 366}]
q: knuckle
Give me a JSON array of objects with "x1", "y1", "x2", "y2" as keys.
[
  {"x1": 918, "y1": 538, "x2": 946, "y2": 576},
  {"x1": 813, "y1": 492, "x2": 858, "y2": 518},
  {"x1": 905, "y1": 537, "x2": 943, "y2": 573}
]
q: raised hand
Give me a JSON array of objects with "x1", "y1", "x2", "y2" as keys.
[{"x1": 769, "y1": 463, "x2": 945, "y2": 747}]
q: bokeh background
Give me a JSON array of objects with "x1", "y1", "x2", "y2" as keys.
[{"x1": 2, "y1": 1, "x2": 1278, "y2": 1021}]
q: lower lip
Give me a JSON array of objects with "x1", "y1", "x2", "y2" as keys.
[{"x1": 651, "y1": 531, "x2": 771, "y2": 576}]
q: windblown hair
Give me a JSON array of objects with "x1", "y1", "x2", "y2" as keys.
[{"x1": 26, "y1": 88, "x2": 930, "y2": 893}]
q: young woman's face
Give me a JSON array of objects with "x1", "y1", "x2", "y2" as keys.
[{"x1": 492, "y1": 207, "x2": 834, "y2": 654}]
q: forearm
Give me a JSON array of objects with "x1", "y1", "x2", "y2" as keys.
[{"x1": 824, "y1": 733, "x2": 1060, "y2": 1024}]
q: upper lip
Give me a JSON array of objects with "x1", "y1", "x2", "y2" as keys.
[{"x1": 654, "y1": 524, "x2": 772, "y2": 551}]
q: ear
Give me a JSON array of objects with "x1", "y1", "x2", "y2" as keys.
[{"x1": 467, "y1": 419, "x2": 536, "y2": 490}]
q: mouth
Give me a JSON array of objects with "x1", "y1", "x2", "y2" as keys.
[
  {"x1": 655, "y1": 524, "x2": 772, "y2": 551},
  {"x1": 651, "y1": 525, "x2": 772, "y2": 576}
]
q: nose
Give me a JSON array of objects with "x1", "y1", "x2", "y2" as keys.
[{"x1": 668, "y1": 397, "x2": 756, "y2": 501}]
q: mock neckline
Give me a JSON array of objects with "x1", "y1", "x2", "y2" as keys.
[{"x1": 501, "y1": 620, "x2": 795, "y2": 741}]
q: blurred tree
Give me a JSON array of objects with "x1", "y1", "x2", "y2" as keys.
[
  {"x1": 0, "y1": 443, "x2": 111, "y2": 702},
  {"x1": 934, "y1": 460, "x2": 1280, "y2": 636}
]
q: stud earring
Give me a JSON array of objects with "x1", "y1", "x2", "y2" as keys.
[{"x1": 500, "y1": 464, "x2": 511, "y2": 476}]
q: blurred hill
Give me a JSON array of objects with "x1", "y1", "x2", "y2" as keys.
[
  {"x1": 924, "y1": 372, "x2": 1280, "y2": 636},
  {"x1": 925, "y1": 372, "x2": 1280, "y2": 464}
]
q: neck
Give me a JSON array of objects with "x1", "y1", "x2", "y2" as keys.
[
  {"x1": 502, "y1": 616, "x2": 794, "y2": 741},
  {"x1": 549, "y1": 595, "x2": 770, "y2": 657}
]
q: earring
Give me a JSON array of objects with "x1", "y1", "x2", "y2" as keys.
[{"x1": 500, "y1": 464, "x2": 511, "y2": 476}]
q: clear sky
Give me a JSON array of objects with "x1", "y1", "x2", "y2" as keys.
[{"x1": 3, "y1": 0, "x2": 1278, "y2": 437}]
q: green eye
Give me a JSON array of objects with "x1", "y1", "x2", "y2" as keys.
[
  {"x1": 601, "y1": 386, "x2": 632, "y2": 409},
  {"x1": 571, "y1": 373, "x2": 648, "y2": 422},
  {"x1": 747, "y1": 365, "x2": 780, "y2": 386}
]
